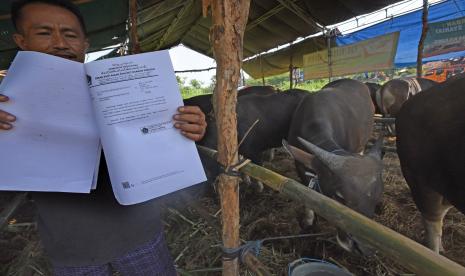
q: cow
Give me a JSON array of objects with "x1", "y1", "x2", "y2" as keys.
[
  {"x1": 365, "y1": 82, "x2": 382, "y2": 115},
  {"x1": 183, "y1": 85, "x2": 277, "y2": 116},
  {"x1": 284, "y1": 79, "x2": 384, "y2": 255},
  {"x1": 200, "y1": 89, "x2": 307, "y2": 163},
  {"x1": 238, "y1": 85, "x2": 278, "y2": 96},
  {"x1": 196, "y1": 89, "x2": 307, "y2": 189},
  {"x1": 396, "y1": 75, "x2": 465, "y2": 254},
  {"x1": 376, "y1": 77, "x2": 437, "y2": 135},
  {"x1": 179, "y1": 86, "x2": 280, "y2": 197},
  {"x1": 378, "y1": 77, "x2": 437, "y2": 118}
]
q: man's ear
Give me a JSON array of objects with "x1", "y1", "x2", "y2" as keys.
[{"x1": 12, "y1": 33, "x2": 27, "y2": 50}]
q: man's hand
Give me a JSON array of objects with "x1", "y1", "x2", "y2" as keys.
[
  {"x1": 173, "y1": 106, "x2": 207, "y2": 141},
  {"x1": 0, "y1": 94, "x2": 16, "y2": 130}
]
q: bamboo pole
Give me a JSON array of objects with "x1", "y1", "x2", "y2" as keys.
[
  {"x1": 204, "y1": 1, "x2": 251, "y2": 275},
  {"x1": 129, "y1": 0, "x2": 141, "y2": 54},
  {"x1": 197, "y1": 146, "x2": 465, "y2": 276},
  {"x1": 417, "y1": 0, "x2": 429, "y2": 77}
]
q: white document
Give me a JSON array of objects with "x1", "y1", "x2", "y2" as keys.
[
  {"x1": 0, "y1": 52, "x2": 100, "y2": 193},
  {"x1": 85, "y1": 51, "x2": 206, "y2": 205},
  {"x1": 0, "y1": 50, "x2": 206, "y2": 205}
]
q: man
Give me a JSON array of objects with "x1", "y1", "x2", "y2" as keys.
[{"x1": 0, "y1": 0, "x2": 207, "y2": 275}]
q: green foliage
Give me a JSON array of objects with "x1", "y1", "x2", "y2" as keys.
[
  {"x1": 189, "y1": 79, "x2": 202, "y2": 89},
  {"x1": 176, "y1": 67, "x2": 418, "y2": 100},
  {"x1": 176, "y1": 75, "x2": 213, "y2": 99},
  {"x1": 245, "y1": 73, "x2": 328, "y2": 92}
]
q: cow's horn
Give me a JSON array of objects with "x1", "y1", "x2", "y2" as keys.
[{"x1": 297, "y1": 137, "x2": 346, "y2": 169}]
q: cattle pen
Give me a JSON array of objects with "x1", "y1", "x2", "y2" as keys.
[
  {"x1": 196, "y1": 145, "x2": 465, "y2": 276},
  {"x1": 1, "y1": 0, "x2": 465, "y2": 275}
]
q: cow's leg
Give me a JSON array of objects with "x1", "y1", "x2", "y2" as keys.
[
  {"x1": 410, "y1": 183, "x2": 452, "y2": 253},
  {"x1": 297, "y1": 207, "x2": 315, "y2": 231},
  {"x1": 294, "y1": 161, "x2": 316, "y2": 228},
  {"x1": 422, "y1": 201, "x2": 452, "y2": 253}
]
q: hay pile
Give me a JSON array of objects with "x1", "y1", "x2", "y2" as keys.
[
  {"x1": 162, "y1": 141, "x2": 465, "y2": 275},
  {"x1": 1, "y1": 139, "x2": 464, "y2": 275}
]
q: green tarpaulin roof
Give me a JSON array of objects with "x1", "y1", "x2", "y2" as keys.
[
  {"x1": 0, "y1": 0, "x2": 401, "y2": 70},
  {"x1": 242, "y1": 35, "x2": 329, "y2": 79}
]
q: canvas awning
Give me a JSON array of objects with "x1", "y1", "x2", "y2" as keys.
[
  {"x1": 0, "y1": 0, "x2": 401, "y2": 69},
  {"x1": 242, "y1": 35, "x2": 328, "y2": 79}
]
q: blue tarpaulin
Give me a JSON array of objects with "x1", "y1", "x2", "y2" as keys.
[{"x1": 336, "y1": 0, "x2": 465, "y2": 67}]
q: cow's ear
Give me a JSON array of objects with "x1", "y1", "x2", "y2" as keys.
[{"x1": 282, "y1": 139, "x2": 316, "y2": 169}]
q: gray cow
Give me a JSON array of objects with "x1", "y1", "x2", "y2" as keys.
[
  {"x1": 193, "y1": 89, "x2": 307, "y2": 188},
  {"x1": 199, "y1": 89, "x2": 307, "y2": 164},
  {"x1": 285, "y1": 79, "x2": 384, "y2": 255},
  {"x1": 377, "y1": 77, "x2": 437, "y2": 118},
  {"x1": 396, "y1": 75, "x2": 465, "y2": 253}
]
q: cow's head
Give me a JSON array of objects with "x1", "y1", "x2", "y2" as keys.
[{"x1": 283, "y1": 136, "x2": 384, "y2": 255}]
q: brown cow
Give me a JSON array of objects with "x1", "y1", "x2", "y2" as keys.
[{"x1": 396, "y1": 75, "x2": 465, "y2": 253}]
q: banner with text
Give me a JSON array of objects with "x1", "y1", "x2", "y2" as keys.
[
  {"x1": 423, "y1": 16, "x2": 465, "y2": 58},
  {"x1": 303, "y1": 32, "x2": 399, "y2": 80}
]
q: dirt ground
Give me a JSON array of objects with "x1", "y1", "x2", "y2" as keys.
[{"x1": 1, "y1": 138, "x2": 464, "y2": 275}]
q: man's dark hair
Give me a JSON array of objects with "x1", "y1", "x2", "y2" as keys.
[{"x1": 11, "y1": 0, "x2": 87, "y2": 34}]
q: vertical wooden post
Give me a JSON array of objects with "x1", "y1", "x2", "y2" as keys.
[
  {"x1": 289, "y1": 43, "x2": 293, "y2": 89},
  {"x1": 326, "y1": 29, "x2": 333, "y2": 82},
  {"x1": 417, "y1": 0, "x2": 429, "y2": 77},
  {"x1": 205, "y1": 1, "x2": 251, "y2": 275},
  {"x1": 129, "y1": 0, "x2": 141, "y2": 54},
  {"x1": 289, "y1": 65, "x2": 293, "y2": 89},
  {"x1": 259, "y1": 54, "x2": 265, "y2": 85}
]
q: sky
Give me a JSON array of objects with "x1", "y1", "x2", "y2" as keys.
[{"x1": 87, "y1": 0, "x2": 442, "y2": 86}]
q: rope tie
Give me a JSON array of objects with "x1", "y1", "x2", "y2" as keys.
[
  {"x1": 218, "y1": 157, "x2": 251, "y2": 177},
  {"x1": 305, "y1": 172, "x2": 321, "y2": 192},
  {"x1": 221, "y1": 232, "x2": 331, "y2": 263},
  {"x1": 222, "y1": 240, "x2": 262, "y2": 262}
]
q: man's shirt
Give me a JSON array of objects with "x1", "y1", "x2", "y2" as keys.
[{"x1": 33, "y1": 154, "x2": 163, "y2": 266}]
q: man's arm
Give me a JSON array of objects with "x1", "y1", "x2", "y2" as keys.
[
  {"x1": 173, "y1": 106, "x2": 207, "y2": 142},
  {"x1": 0, "y1": 95, "x2": 16, "y2": 130}
]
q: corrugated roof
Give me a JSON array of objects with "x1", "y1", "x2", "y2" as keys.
[{"x1": 0, "y1": 0, "x2": 401, "y2": 69}]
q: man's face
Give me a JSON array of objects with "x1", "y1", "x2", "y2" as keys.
[{"x1": 12, "y1": 3, "x2": 88, "y2": 62}]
